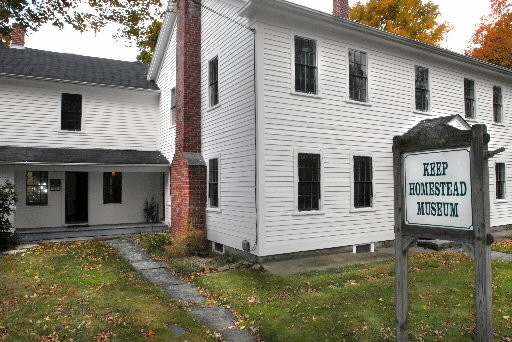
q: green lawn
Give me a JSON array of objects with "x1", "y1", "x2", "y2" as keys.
[
  {"x1": 191, "y1": 252, "x2": 512, "y2": 341},
  {"x1": 0, "y1": 241, "x2": 214, "y2": 341}
]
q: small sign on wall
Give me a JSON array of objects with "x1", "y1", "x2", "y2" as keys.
[
  {"x1": 403, "y1": 148, "x2": 472, "y2": 229},
  {"x1": 50, "y1": 179, "x2": 61, "y2": 191}
]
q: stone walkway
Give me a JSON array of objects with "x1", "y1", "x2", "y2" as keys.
[{"x1": 108, "y1": 239, "x2": 255, "y2": 342}]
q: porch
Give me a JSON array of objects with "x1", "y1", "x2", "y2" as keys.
[{"x1": 17, "y1": 222, "x2": 168, "y2": 243}]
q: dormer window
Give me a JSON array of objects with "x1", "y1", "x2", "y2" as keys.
[{"x1": 61, "y1": 93, "x2": 82, "y2": 131}]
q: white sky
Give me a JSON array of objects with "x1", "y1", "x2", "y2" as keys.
[{"x1": 25, "y1": 0, "x2": 491, "y2": 62}]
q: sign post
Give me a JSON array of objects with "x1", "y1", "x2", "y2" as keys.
[{"x1": 393, "y1": 116, "x2": 501, "y2": 341}]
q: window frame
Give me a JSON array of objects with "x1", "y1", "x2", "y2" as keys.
[
  {"x1": 103, "y1": 172, "x2": 122, "y2": 204},
  {"x1": 26, "y1": 171, "x2": 49, "y2": 206},
  {"x1": 464, "y1": 78, "x2": 476, "y2": 119},
  {"x1": 208, "y1": 56, "x2": 219, "y2": 108},
  {"x1": 207, "y1": 155, "x2": 221, "y2": 211},
  {"x1": 495, "y1": 162, "x2": 506, "y2": 202},
  {"x1": 413, "y1": 65, "x2": 430, "y2": 113},
  {"x1": 60, "y1": 93, "x2": 83, "y2": 132},
  {"x1": 493, "y1": 85, "x2": 503, "y2": 124},
  {"x1": 291, "y1": 34, "x2": 320, "y2": 97},
  {"x1": 293, "y1": 148, "x2": 324, "y2": 215},
  {"x1": 350, "y1": 152, "x2": 375, "y2": 212},
  {"x1": 170, "y1": 87, "x2": 176, "y2": 127},
  {"x1": 347, "y1": 48, "x2": 369, "y2": 103}
]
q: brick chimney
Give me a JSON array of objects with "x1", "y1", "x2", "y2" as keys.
[
  {"x1": 171, "y1": 0, "x2": 207, "y2": 239},
  {"x1": 10, "y1": 24, "x2": 26, "y2": 48},
  {"x1": 333, "y1": 0, "x2": 350, "y2": 19}
]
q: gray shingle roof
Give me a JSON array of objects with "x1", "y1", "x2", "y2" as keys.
[
  {"x1": 0, "y1": 146, "x2": 169, "y2": 165},
  {"x1": 0, "y1": 45, "x2": 158, "y2": 90}
]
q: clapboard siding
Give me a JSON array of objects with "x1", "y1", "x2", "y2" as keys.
[
  {"x1": 200, "y1": 0, "x2": 257, "y2": 252},
  {"x1": 256, "y1": 17, "x2": 512, "y2": 256},
  {"x1": 0, "y1": 78, "x2": 159, "y2": 151}
]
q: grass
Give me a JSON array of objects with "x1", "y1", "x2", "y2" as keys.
[
  {"x1": 0, "y1": 241, "x2": 214, "y2": 342},
  {"x1": 493, "y1": 239, "x2": 512, "y2": 254}
]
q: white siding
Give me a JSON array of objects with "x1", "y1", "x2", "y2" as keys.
[
  {"x1": 201, "y1": 0, "x2": 257, "y2": 251},
  {"x1": 0, "y1": 78, "x2": 159, "y2": 151},
  {"x1": 255, "y1": 16, "x2": 512, "y2": 256}
]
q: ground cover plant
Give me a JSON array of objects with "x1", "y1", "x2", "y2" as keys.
[
  {"x1": 493, "y1": 239, "x2": 512, "y2": 254},
  {"x1": 0, "y1": 241, "x2": 214, "y2": 341}
]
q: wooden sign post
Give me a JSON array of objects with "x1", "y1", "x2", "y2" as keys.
[{"x1": 393, "y1": 116, "x2": 501, "y2": 342}]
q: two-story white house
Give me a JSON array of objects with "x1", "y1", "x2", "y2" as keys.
[
  {"x1": 148, "y1": 0, "x2": 512, "y2": 259},
  {"x1": 0, "y1": 36, "x2": 169, "y2": 241}
]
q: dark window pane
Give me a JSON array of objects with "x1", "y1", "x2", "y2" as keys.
[
  {"x1": 170, "y1": 87, "x2": 176, "y2": 126},
  {"x1": 464, "y1": 78, "x2": 475, "y2": 118},
  {"x1": 493, "y1": 86, "x2": 503, "y2": 123},
  {"x1": 295, "y1": 36, "x2": 317, "y2": 94},
  {"x1": 208, "y1": 158, "x2": 219, "y2": 208},
  {"x1": 354, "y1": 156, "x2": 373, "y2": 208},
  {"x1": 415, "y1": 66, "x2": 429, "y2": 112},
  {"x1": 209, "y1": 57, "x2": 219, "y2": 106},
  {"x1": 103, "y1": 172, "x2": 122, "y2": 204},
  {"x1": 496, "y1": 163, "x2": 506, "y2": 199},
  {"x1": 61, "y1": 93, "x2": 82, "y2": 131},
  {"x1": 26, "y1": 171, "x2": 48, "y2": 205},
  {"x1": 349, "y1": 50, "x2": 368, "y2": 102},
  {"x1": 298, "y1": 153, "x2": 321, "y2": 211}
]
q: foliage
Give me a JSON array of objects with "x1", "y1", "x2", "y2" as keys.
[
  {"x1": 349, "y1": 0, "x2": 451, "y2": 46},
  {"x1": 194, "y1": 252, "x2": 512, "y2": 340},
  {"x1": 493, "y1": 239, "x2": 512, "y2": 254},
  {"x1": 0, "y1": 180, "x2": 17, "y2": 249},
  {"x1": 143, "y1": 196, "x2": 159, "y2": 223},
  {"x1": 166, "y1": 225, "x2": 206, "y2": 258},
  {"x1": 466, "y1": 0, "x2": 512, "y2": 68},
  {"x1": 134, "y1": 231, "x2": 172, "y2": 258},
  {"x1": 0, "y1": 241, "x2": 214, "y2": 341},
  {"x1": 136, "y1": 20, "x2": 162, "y2": 64}
]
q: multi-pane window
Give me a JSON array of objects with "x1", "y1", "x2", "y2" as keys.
[
  {"x1": 298, "y1": 153, "x2": 321, "y2": 211},
  {"x1": 26, "y1": 171, "x2": 48, "y2": 205},
  {"x1": 208, "y1": 158, "x2": 219, "y2": 208},
  {"x1": 496, "y1": 163, "x2": 506, "y2": 200},
  {"x1": 349, "y1": 49, "x2": 367, "y2": 102},
  {"x1": 295, "y1": 36, "x2": 317, "y2": 94},
  {"x1": 61, "y1": 93, "x2": 82, "y2": 131},
  {"x1": 464, "y1": 78, "x2": 476, "y2": 119},
  {"x1": 209, "y1": 57, "x2": 219, "y2": 107},
  {"x1": 415, "y1": 66, "x2": 429, "y2": 112},
  {"x1": 494, "y1": 86, "x2": 503, "y2": 123},
  {"x1": 353, "y1": 156, "x2": 373, "y2": 208},
  {"x1": 103, "y1": 172, "x2": 122, "y2": 204},
  {"x1": 170, "y1": 87, "x2": 176, "y2": 126}
]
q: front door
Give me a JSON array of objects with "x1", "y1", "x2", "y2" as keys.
[{"x1": 65, "y1": 172, "x2": 88, "y2": 224}]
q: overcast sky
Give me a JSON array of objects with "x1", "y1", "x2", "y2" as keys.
[{"x1": 25, "y1": 0, "x2": 491, "y2": 62}]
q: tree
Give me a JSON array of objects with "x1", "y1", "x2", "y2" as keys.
[
  {"x1": 0, "y1": 0, "x2": 163, "y2": 61},
  {"x1": 0, "y1": 180, "x2": 17, "y2": 249},
  {"x1": 136, "y1": 20, "x2": 162, "y2": 64},
  {"x1": 349, "y1": 0, "x2": 451, "y2": 46},
  {"x1": 466, "y1": 0, "x2": 512, "y2": 69}
]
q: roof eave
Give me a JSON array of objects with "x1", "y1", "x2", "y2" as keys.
[{"x1": 148, "y1": 5, "x2": 177, "y2": 81}]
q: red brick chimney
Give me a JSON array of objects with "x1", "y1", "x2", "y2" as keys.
[
  {"x1": 171, "y1": 0, "x2": 207, "y2": 239},
  {"x1": 10, "y1": 24, "x2": 26, "y2": 48},
  {"x1": 333, "y1": 0, "x2": 350, "y2": 19}
]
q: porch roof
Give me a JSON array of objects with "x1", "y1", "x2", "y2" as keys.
[{"x1": 0, "y1": 146, "x2": 169, "y2": 166}]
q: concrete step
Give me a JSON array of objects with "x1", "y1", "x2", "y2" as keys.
[{"x1": 17, "y1": 223, "x2": 168, "y2": 243}]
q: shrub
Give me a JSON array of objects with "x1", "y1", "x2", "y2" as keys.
[
  {"x1": 143, "y1": 197, "x2": 159, "y2": 223},
  {"x1": 0, "y1": 180, "x2": 17, "y2": 249},
  {"x1": 166, "y1": 225, "x2": 206, "y2": 258},
  {"x1": 135, "y1": 231, "x2": 172, "y2": 257}
]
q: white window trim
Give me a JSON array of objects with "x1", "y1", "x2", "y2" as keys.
[
  {"x1": 463, "y1": 77, "x2": 478, "y2": 121},
  {"x1": 345, "y1": 47, "x2": 372, "y2": 105},
  {"x1": 492, "y1": 84, "x2": 505, "y2": 125},
  {"x1": 349, "y1": 151, "x2": 376, "y2": 213},
  {"x1": 412, "y1": 64, "x2": 431, "y2": 115},
  {"x1": 207, "y1": 54, "x2": 221, "y2": 110},
  {"x1": 494, "y1": 160, "x2": 507, "y2": 203},
  {"x1": 290, "y1": 33, "x2": 321, "y2": 98},
  {"x1": 58, "y1": 93, "x2": 86, "y2": 133},
  {"x1": 293, "y1": 147, "x2": 324, "y2": 215},
  {"x1": 207, "y1": 154, "x2": 221, "y2": 212}
]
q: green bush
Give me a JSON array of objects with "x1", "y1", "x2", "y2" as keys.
[
  {"x1": 0, "y1": 180, "x2": 17, "y2": 250},
  {"x1": 135, "y1": 231, "x2": 172, "y2": 257}
]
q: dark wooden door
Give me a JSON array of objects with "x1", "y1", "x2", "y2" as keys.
[{"x1": 65, "y1": 172, "x2": 88, "y2": 224}]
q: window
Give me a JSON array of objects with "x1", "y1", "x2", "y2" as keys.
[
  {"x1": 208, "y1": 57, "x2": 219, "y2": 107},
  {"x1": 464, "y1": 78, "x2": 476, "y2": 119},
  {"x1": 26, "y1": 171, "x2": 48, "y2": 205},
  {"x1": 61, "y1": 93, "x2": 82, "y2": 131},
  {"x1": 414, "y1": 66, "x2": 429, "y2": 112},
  {"x1": 298, "y1": 153, "x2": 321, "y2": 211},
  {"x1": 103, "y1": 172, "x2": 122, "y2": 204},
  {"x1": 496, "y1": 163, "x2": 506, "y2": 200},
  {"x1": 353, "y1": 156, "x2": 373, "y2": 208},
  {"x1": 208, "y1": 158, "x2": 219, "y2": 208},
  {"x1": 170, "y1": 87, "x2": 176, "y2": 126},
  {"x1": 349, "y1": 49, "x2": 367, "y2": 102},
  {"x1": 494, "y1": 86, "x2": 503, "y2": 123},
  {"x1": 295, "y1": 36, "x2": 317, "y2": 94}
]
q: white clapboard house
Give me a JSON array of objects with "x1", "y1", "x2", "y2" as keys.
[
  {"x1": 1, "y1": 0, "x2": 511, "y2": 259},
  {"x1": 148, "y1": 0, "x2": 511, "y2": 259},
  {"x1": 0, "y1": 32, "x2": 169, "y2": 241}
]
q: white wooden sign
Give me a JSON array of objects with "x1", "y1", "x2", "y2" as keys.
[{"x1": 403, "y1": 148, "x2": 472, "y2": 229}]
